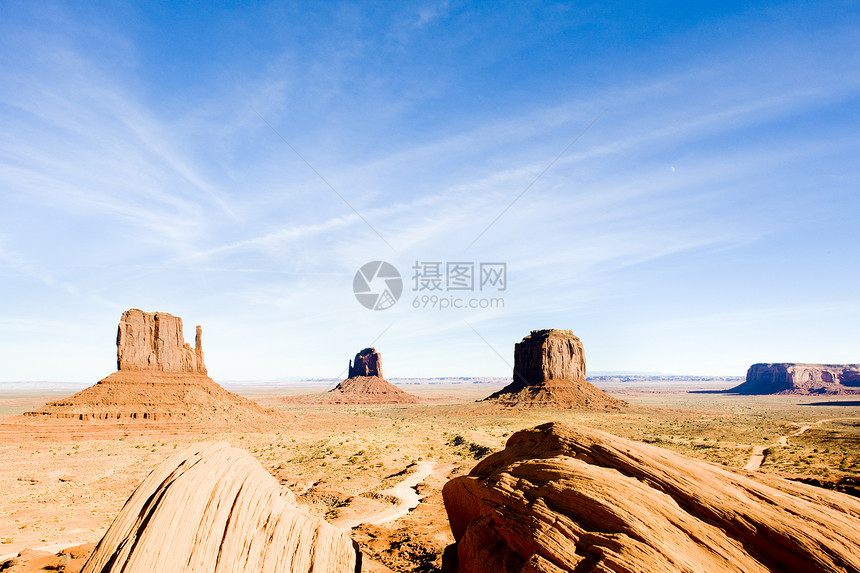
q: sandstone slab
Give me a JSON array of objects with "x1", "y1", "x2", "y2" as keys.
[
  {"x1": 443, "y1": 422, "x2": 860, "y2": 573},
  {"x1": 81, "y1": 441, "x2": 359, "y2": 573}
]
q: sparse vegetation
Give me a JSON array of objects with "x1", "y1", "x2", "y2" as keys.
[
  {"x1": 1, "y1": 385, "x2": 858, "y2": 572},
  {"x1": 448, "y1": 434, "x2": 494, "y2": 459}
]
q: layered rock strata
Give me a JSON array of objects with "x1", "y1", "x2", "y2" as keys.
[
  {"x1": 485, "y1": 329, "x2": 624, "y2": 408},
  {"x1": 25, "y1": 309, "x2": 277, "y2": 424},
  {"x1": 117, "y1": 308, "x2": 206, "y2": 374},
  {"x1": 81, "y1": 442, "x2": 359, "y2": 573},
  {"x1": 730, "y1": 363, "x2": 860, "y2": 395},
  {"x1": 442, "y1": 422, "x2": 860, "y2": 573},
  {"x1": 24, "y1": 371, "x2": 274, "y2": 422}
]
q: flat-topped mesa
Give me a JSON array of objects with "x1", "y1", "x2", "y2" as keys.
[
  {"x1": 513, "y1": 329, "x2": 585, "y2": 388},
  {"x1": 486, "y1": 329, "x2": 624, "y2": 409},
  {"x1": 348, "y1": 347, "x2": 382, "y2": 378},
  {"x1": 116, "y1": 309, "x2": 206, "y2": 374},
  {"x1": 729, "y1": 363, "x2": 860, "y2": 395}
]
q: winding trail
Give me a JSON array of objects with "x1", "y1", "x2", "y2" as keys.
[
  {"x1": 743, "y1": 417, "x2": 853, "y2": 472},
  {"x1": 743, "y1": 446, "x2": 767, "y2": 471},
  {"x1": 333, "y1": 461, "x2": 437, "y2": 531}
]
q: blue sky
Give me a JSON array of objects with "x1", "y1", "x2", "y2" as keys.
[{"x1": 1, "y1": 1, "x2": 858, "y2": 383}]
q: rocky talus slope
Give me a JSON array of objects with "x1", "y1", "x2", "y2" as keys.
[
  {"x1": 326, "y1": 374, "x2": 420, "y2": 404},
  {"x1": 442, "y1": 422, "x2": 860, "y2": 573},
  {"x1": 25, "y1": 371, "x2": 275, "y2": 422},
  {"x1": 81, "y1": 442, "x2": 360, "y2": 573}
]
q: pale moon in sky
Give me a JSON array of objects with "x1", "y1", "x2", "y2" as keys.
[{"x1": 670, "y1": 166, "x2": 676, "y2": 172}]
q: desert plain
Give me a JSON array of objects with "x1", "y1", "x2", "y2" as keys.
[{"x1": 2, "y1": 377, "x2": 859, "y2": 572}]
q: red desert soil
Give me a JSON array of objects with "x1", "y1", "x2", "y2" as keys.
[{"x1": 3, "y1": 384, "x2": 860, "y2": 572}]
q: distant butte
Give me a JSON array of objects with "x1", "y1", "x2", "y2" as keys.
[
  {"x1": 289, "y1": 348, "x2": 419, "y2": 405},
  {"x1": 25, "y1": 309, "x2": 279, "y2": 424},
  {"x1": 485, "y1": 329, "x2": 624, "y2": 409},
  {"x1": 326, "y1": 348, "x2": 419, "y2": 404},
  {"x1": 348, "y1": 347, "x2": 384, "y2": 378},
  {"x1": 729, "y1": 363, "x2": 860, "y2": 395}
]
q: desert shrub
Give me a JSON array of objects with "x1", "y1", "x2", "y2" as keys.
[
  {"x1": 467, "y1": 443, "x2": 493, "y2": 459},
  {"x1": 447, "y1": 434, "x2": 493, "y2": 459},
  {"x1": 449, "y1": 434, "x2": 466, "y2": 447}
]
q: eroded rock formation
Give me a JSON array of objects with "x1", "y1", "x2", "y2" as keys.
[
  {"x1": 117, "y1": 309, "x2": 206, "y2": 374},
  {"x1": 25, "y1": 309, "x2": 278, "y2": 424},
  {"x1": 287, "y1": 348, "x2": 419, "y2": 405},
  {"x1": 327, "y1": 375, "x2": 419, "y2": 404},
  {"x1": 348, "y1": 347, "x2": 383, "y2": 378},
  {"x1": 325, "y1": 348, "x2": 418, "y2": 404},
  {"x1": 730, "y1": 363, "x2": 860, "y2": 395},
  {"x1": 442, "y1": 422, "x2": 860, "y2": 573},
  {"x1": 81, "y1": 442, "x2": 359, "y2": 573},
  {"x1": 485, "y1": 330, "x2": 623, "y2": 408}
]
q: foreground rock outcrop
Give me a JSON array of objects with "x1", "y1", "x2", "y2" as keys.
[
  {"x1": 0, "y1": 543, "x2": 95, "y2": 573},
  {"x1": 729, "y1": 363, "x2": 860, "y2": 395},
  {"x1": 442, "y1": 422, "x2": 860, "y2": 573},
  {"x1": 81, "y1": 442, "x2": 359, "y2": 573},
  {"x1": 485, "y1": 330, "x2": 623, "y2": 408},
  {"x1": 25, "y1": 309, "x2": 279, "y2": 424}
]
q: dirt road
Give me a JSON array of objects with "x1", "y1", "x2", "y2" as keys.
[
  {"x1": 333, "y1": 461, "x2": 438, "y2": 531},
  {"x1": 744, "y1": 418, "x2": 849, "y2": 471}
]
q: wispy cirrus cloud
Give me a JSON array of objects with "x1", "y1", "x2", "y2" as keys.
[{"x1": 1, "y1": 2, "x2": 859, "y2": 381}]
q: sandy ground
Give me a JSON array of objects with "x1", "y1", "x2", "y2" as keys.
[{"x1": 1, "y1": 380, "x2": 859, "y2": 571}]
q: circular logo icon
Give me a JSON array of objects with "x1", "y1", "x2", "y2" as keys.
[{"x1": 353, "y1": 261, "x2": 403, "y2": 310}]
